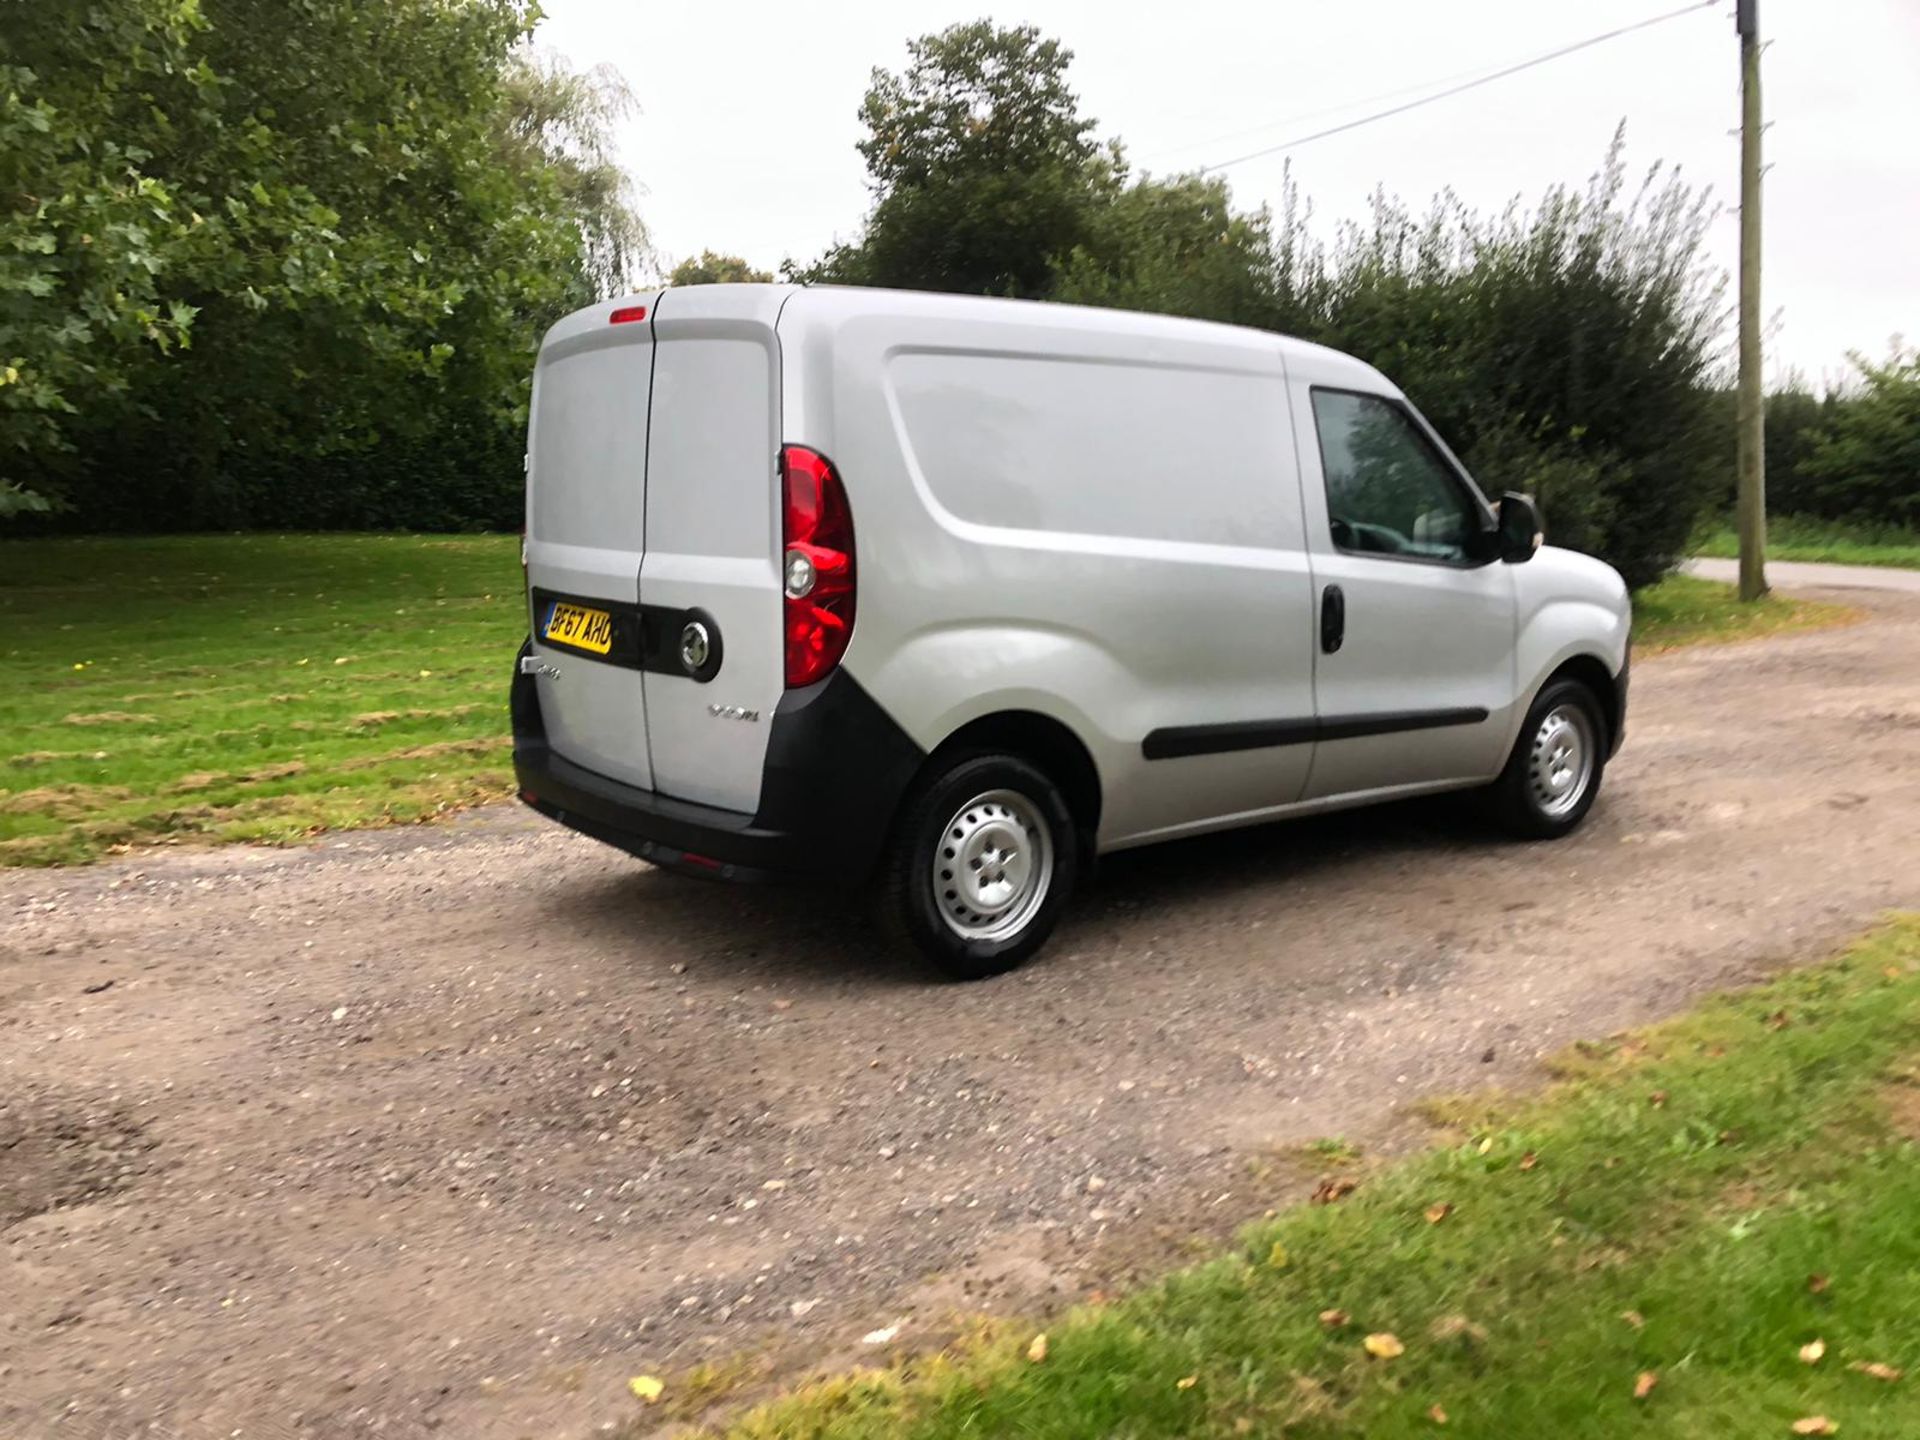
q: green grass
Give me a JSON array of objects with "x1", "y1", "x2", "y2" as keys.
[
  {"x1": 1629, "y1": 573, "x2": 1853, "y2": 653},
  {"x1": 0, "y1": 536, "x2": 1859, "y2": 866},
  {"x1": 0, "y1": 533, "x2": 525, "y2": 864},
  {"x1": 691, "y1": 918, "x2": 1920, "y2": 1439},
  {"x1": 1696, "y1": 516, "x2": 1920, "y2": 569}
]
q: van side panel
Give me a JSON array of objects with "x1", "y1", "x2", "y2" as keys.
[
  {"x1": 779, "y1": 291, "x2": 1319, "y2": 850},
  {"x1": 638, "y1": 288, "x2": 786, "y2": 813},
  {"x1": 524, "y1": 295, "x2": 661, "y2": 792}
]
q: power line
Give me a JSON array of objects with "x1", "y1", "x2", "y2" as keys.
[
  {"x1": 1148, "y1": 56, "x2": 1540, "y2": 164},
  {"x1": 1197, "y1": 1, "x2": 1723, "y2": 175}
]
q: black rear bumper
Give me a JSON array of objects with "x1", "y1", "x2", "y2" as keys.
[
  {"x1": 514, "y1": 740, "x2": 808, "y2": 882},
  {"x1": 510, "y1": 642, "x2": 925, "y2": 883}
]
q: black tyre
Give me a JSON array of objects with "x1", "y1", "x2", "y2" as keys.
[
  {"x1": 1483, "y1": 678, "x2": 1608, "y2": 839},
  {"x1": 882, "y1": 752, "x2": 1078, "y2": 980}
]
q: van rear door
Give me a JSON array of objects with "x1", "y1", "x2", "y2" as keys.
[
  {"x1": 636, "y1": 286, "x2": 787, "y2": 813},
  {"x1": 523, "y1": 294, "x2": 661, "y2": 791}
]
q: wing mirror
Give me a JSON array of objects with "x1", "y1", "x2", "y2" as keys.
[{"x1": 1496, "y1": 491, "x2": 1543, "y2": 563}]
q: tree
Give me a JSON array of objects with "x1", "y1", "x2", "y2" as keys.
[
  {"x1": 794, "y1": 22, "x2": 1111, "y2": 298},
  {"x1": 1052, "y1": 171, "x2": 1291, "y2": 330},
  {"x1": 500, "y1": 51, "x2": 650, "y2": 296},
  {"x1": 669, "y1": 251, "x2": 772, "y2": 286},
  {"x1": 1800, "y1": 345, "x2": 1920, "y2": 526},
  {"x1": 2, "y1": 0, "x2": 641, "y2": 528},
  {"x1": 0, "y1": 0, "x2": 208, "y2": 515}
]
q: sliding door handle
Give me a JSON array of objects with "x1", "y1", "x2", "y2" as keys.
[{"x1": 1320, "y1": 584, "x2": 1345, "y2": 654}]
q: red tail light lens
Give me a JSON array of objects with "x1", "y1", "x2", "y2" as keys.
[
  {"x1": 608, "y1": 305, "x2": 648, "y2": 324},
  {"x1": 780, "y1": 444, "x2": 855, "y2": 688}
]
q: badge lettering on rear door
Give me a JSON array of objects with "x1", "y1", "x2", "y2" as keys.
[{"x1": 707, "y1": 703, "x2": 760, "y2": 723}]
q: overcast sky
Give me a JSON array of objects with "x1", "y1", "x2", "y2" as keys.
[{"x1": 536, "y1": 0, "x2": 1920, "y2": 387}]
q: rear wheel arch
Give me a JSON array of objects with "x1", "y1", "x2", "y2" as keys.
[{"x1": 917, "y1": 710, "x2": 1103, "y2": 852}]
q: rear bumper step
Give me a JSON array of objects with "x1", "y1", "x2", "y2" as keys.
[
  {"x1": 514, "y1": 740, "x2": 803, "y2": 882},
  {"x1": 510, "y1": 639, "x2": 926, "y2": 884}
]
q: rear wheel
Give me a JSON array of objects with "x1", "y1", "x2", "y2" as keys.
[
  {"x1": 883, "y1": 753, "x2": 1077, "y2": 980},
  {"x1": 1484, "y1": 678, "x2": 1606, "y2": 839}
]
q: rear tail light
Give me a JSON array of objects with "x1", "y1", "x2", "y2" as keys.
[{"x1": 780, "y1": 444, "x2": 855, "y2": 688}]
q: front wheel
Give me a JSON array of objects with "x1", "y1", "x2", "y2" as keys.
[
  {"x1": 882, "y1": 753, "x2": 1078, "y2": 980},
  {"x1": 1483, "y1": 678, "x2": 1607, "y2": 839}
]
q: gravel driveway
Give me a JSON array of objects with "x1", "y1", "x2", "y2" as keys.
[{"x1": 5, "y1": 573, "x2": 1919, "y2": 1440}]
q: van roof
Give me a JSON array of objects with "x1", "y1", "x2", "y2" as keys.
[{"x1": 616, "y1": 283, "x2": 1398, "y2": 396}]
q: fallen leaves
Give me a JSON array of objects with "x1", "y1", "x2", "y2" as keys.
[
  {"x1": 1363, "y1": 1332, "x2": 1405, "y2": 1360},
  {"x1": 1175, "y1": 1375, "x2": 1198, "y2": 1390},
  {"x1": 1519, "y1": 1151, "x2": 1539, "y2": 1172},
  {"x1": 1318, "y1": 1308, "x2": 1350, "y2": 1328},
  {"x1": 1267, "y1": 1241, "x2": 1290, "y2": 1269},
  {"x1": 628, "y1": 1375, "x2": 664, "y2": 1404},
  {"x1": 1848, "y1": 1361, "x2": 1902, "y2": 1382},
  {"x1": 1424, "y1": 1202, "x2": 1453, "y2": 1225},
  {"x1": 1648, "y1": 1090, "x2": 1669, "y2": 1108},
  {"x1": 1634, "y1": 1371, "x2": 1659, "y2": 1400},
  {"x1": 1026, "y1": 1333, "x2": 1048, "y2": 1364},
  {"x1": 1620, "y1": 1310, "x2": 1646, "y2": 1330},
  {"x1": 1799, "y1": 1339, "x2": 1827, "y2": 1365},
  {"x1": 1808, "y1": 1273, "x2": 1832, "y2": 1294},
  {"x1": 861, "y1": 1321, "x2": 902, "y2": 1346},
  {"x1": 1311, "y1": 1177, "x2": 1357, "y2": 1205},
  {"x1": 1428, "y1": 1403, "x2": 1449, "y2": 1424},
  {"x1": 1790, "y1": 1417, "x2": 1837, "y2": 1436}
]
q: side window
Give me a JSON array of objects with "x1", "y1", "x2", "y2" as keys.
[{"x1": 1310, "y1": 389, "x2": 1480, "y2": 562}]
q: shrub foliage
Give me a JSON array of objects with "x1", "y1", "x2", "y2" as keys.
[{"x1": 1, "y1": 0, "x2": 640, "y2": 529}]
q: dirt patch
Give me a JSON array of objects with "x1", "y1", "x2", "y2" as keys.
[
  {"x1": 348, "y1": 704, "x2": 484, "y2": 731},
  {"x1": 334, "y1": 738, "x2": 503, "y2": 772},
  {"x1": 0, "y1": 784, "x2": 135, "y2": 818},
  {"x1": 0, "y1": 1090, "x2": 156, "y2": 1230},
  {"x1": 59, "y1": 711, "x2": 159, "y2": 727},
  {"x1": 1880, "y1": 1079, "x2": 1920, "y2": 1141}
]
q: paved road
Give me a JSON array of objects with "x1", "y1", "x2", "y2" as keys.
[
  {"x1": 5, "y1": 582, "x2": 1919, "y2": 1440},
  {"x1": 1688, "y1": 555, "x2": 1920, "y2": 593}
]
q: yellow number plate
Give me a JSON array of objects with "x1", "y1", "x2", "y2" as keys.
[{"x1": 543, "y1": 600, "x2": 614, "y2": 655}]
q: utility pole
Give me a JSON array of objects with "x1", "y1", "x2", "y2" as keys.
[{"x1": 1735, "y1": 0, "x2": 1767, "y2": 600}]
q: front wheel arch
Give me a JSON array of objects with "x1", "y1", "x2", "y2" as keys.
[
  {"x1": 1483, "y1": 675, "x2": 1609, "y2": 840},
  {"x1": 1540, "y1": 653, "x2": 1622, "y2": 755}
]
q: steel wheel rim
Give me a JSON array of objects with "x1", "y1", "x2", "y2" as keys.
[
  {"x1": 931, "y1": 789, "x2": 1053, "y2": 943},
  {"x1": 1528, "y1": 703, "x2": 1596, "y2": 819}
]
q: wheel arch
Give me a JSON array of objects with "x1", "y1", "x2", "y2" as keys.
[
  {"x1": 1541, "y1": 652, "x2": 1622, "y2": 753},
  {"x1": 920, "y1": 709, "x2": 1104, "y2": 848}
]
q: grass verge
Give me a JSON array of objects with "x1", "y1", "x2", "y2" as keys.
[
  {"x1": 1695, "y1": 517, "x2": 1920, "y2": 570},
  {"x1": 0, "y1": 536, "x2": 1858, "y2": 865},
  {"x1": 1629, "y1": 573, "x2": 1854, "y2": 654},
  {"x1": 0, "y1": 533, "x2": 524, "y2": 864},
  {"x1": 687, "y1": 917, "x2": 1920, "y2": 1438}
]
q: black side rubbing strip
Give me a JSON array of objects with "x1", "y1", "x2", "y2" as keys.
[
  {"x1": 1142, "y1": 717, "x2": 1318, "y2": 761},
  {"x1": 1142, "y1": 707, "x2": 1490, "y2": 761}
]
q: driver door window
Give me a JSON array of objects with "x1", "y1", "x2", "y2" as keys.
[{"x1": 1310, "y1": 389, "x2": 1479, "y2": 563}]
